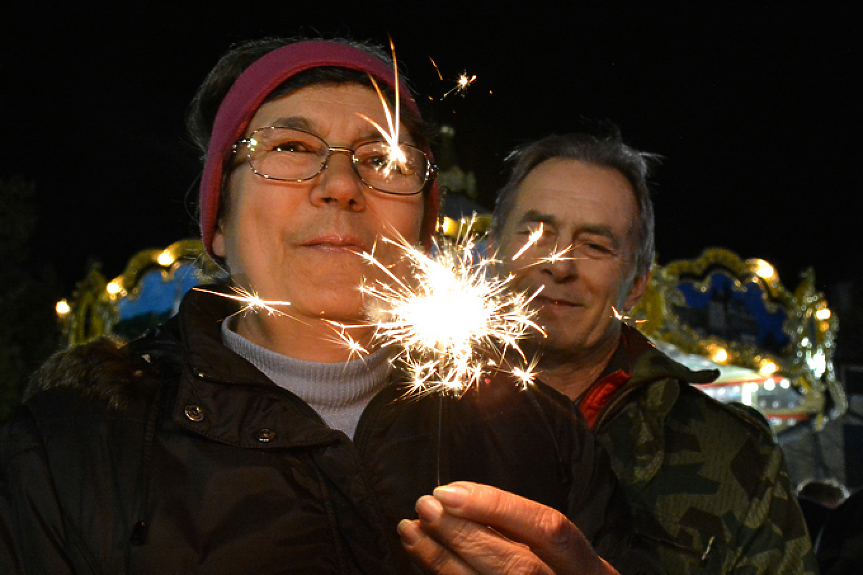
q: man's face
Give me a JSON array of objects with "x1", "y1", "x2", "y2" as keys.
[{"x1": 494, "y1": 158, "x2": 648, "y2": 357}]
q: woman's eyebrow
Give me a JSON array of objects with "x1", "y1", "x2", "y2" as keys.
[
  {"x1": 267, "y1": 116, "x2": 314, "y2": 131},
  {"x1": 262, "y1": 116, "x2": 399, "y2": 143}
]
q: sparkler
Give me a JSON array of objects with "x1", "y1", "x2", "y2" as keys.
[
  {"x1": 350, "y1": 45, "x2": 542, "y2": 395},
  {"x1": 430, "y1": 57, "x2": 478, "y2": 100},
  {"x1": 354, "y1": 228, "x2": 544, "y2": 397},
  {"x1": 337, "y1": 45, "x2": 542, "y2": 393},
  {"x1": 337, "y1": 43, "x2": 543, "y2": 395},
  {"x1": 442, "y1": 71, "x2": 477, "y2": 99}
]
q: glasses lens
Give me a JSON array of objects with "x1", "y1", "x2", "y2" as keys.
[
  {"x1": 248, "y1": 128, "x2": 327, "y2": 181},
  {"x1": 354, "y1": 142, "x2": 429, "y2": 195}
]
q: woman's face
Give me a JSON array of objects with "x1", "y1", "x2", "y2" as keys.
[{"x1": 213, "y1": 83, "x2": 425, "y2": 339}]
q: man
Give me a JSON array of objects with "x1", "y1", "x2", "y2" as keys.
[{"x1": 489, "y1": 130, "x2": 818, "y2": 574}]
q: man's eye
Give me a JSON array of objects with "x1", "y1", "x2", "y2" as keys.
[
  {"x1": 583, "y1": 242, "x2": 613, "y2": 255},
  {"x1": 516, "y1": 224, "x2": 547, "y2": 236}
]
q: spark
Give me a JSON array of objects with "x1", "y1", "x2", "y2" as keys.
[
  {"x1": 508, "y1": 226, "x2": 579, "y2": 268},
  {"x1": 355, "y1": 223, "x2": 544, "y2": 397},
  {"x1": 323, "y1": 320, "x2": 372, "y2": 363},
  {"x1": 610, "y1": 305, "x2": 645, "y2": 325},
  {"x1": 538, "y1": 245, "x2": 575, "y2": 265},
  {"x1": 356, "y1": 37, "x2": 410, "y2": 176},
  {"x1": 193, "y1": 286, "x2": 292, "y2": 317},
  {"x1": 442, "y1": 71, "x2": 477, "y2": 99},
  {"x1": 429, "y1": 57, "x2": 478, "y2": 100},
  {"x1": 429, "y1": 57, "x2": 444, "y2": 81},
  {"x1": 510, "y1": 223, "x2": 545, "y2": 260},
  {"x1": 510, "y1": 355, "x2": 541, "y2": 390},
  {"x1": 358, "y1": 76, "x2": 408, "y2": 167}
]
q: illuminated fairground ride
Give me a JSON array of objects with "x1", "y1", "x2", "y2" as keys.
[
  {"x1": 57, "y1": 224, "x2": 842, "y2": 435},
  {"x1": 628, "y1": 248, "x2": 843, "y2": 433}
]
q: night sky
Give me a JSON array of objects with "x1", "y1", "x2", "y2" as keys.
[{"x1": 2, "y1": 4, "x2": 860, "y2": 297}]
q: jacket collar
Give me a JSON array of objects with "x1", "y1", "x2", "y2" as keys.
[
  {"x1": 588, "y1": 325, "x2": 719, "y2": 430},
  {"x1": 169, "y1": 285, "x2": 349, "y2": 449},
  {"x1": 587, "y1": 326, "x2": 720, "y2": 486}
]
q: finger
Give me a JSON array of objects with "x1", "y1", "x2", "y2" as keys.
[
  {"x1": 414, "y1": 494, "x2": 553, "y2": 575},
  {"x1": 432, "y1": 482, "x2": 612, "y2": 575},
  {"x1": 398, "y1": 518, "x2": 475, "y2": 575}
]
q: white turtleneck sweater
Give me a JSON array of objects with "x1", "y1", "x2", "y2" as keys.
[{"x1": 221, "y1": 320, "x2": 391, "y2": 439}]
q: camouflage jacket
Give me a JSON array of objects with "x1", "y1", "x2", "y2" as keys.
[{"x1": 580, "y1": 326, "x2": 818, "y2": 574}]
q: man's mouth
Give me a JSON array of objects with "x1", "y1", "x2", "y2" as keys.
[{"x1": 535, "y1": 295, "x2": 579, "y2": 308}]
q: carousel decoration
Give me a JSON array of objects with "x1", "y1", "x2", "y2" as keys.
[{"x1": 631, "y1": 247, "x2": 842, "y2": 432}]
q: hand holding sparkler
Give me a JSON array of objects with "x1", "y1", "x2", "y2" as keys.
[{"x1": 399, "y1": 481, "x2": 619, "y2": 575}]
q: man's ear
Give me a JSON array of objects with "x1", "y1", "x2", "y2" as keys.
[
  {"x1": 485, "y1": 233, "x2": 496, "y2": 259},
  {"x1": 623, "y1": 270, "x2": 650, "y2": 311}
]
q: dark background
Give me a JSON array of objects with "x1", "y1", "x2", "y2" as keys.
[{"x1": 2, "y1": 3, "x2": 860, "y2": 297}]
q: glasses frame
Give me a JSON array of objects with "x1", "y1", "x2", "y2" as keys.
[{"x1": 232, "y1": 126, "x2": 438, "y2": 196}]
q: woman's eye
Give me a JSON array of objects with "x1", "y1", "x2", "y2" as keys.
[
  {"x1": 367, "y1": 154, "x2": 390, "y2": 168},
  {"x1": 362, "y1": 154, "x2": 414, "y2": 175},
  {"x1": 272, "y1": 141, "x2": 312, "y2": 153}
]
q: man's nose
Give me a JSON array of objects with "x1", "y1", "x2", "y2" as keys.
[{"x1": 541, "y1": 246, "x2": 578, "y2": 282}]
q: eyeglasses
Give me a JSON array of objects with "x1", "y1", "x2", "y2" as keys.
[{"x1": 233, "y1": 127, "x2": 437, "y2": 196}]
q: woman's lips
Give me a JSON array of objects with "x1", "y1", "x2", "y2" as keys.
[{"x1": 302, "y1": 234, "x2": 370, "y2": 253}]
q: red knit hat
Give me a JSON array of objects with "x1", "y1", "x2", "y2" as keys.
[{"x1": 199, "y1": 40, "x2": 439, "y2": 257}]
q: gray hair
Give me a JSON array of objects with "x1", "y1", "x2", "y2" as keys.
[{"x1": 491, "y1": 129, "x2": 658, "y2": 278}]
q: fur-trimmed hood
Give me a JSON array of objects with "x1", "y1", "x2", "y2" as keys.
[{"x1": 25, "y1": 321, "x2": 184, "y2": 411}]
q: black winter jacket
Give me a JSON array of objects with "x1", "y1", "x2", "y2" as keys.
[{"x1": 0, "y1": 287, "x2": 660, "y2": 574}]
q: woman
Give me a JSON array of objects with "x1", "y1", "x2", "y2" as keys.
[{"x1": 0, "y1": 38, "x2": 658, "y2": 574}]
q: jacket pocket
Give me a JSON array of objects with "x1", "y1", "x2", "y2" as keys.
[{"x1": 633, "y1": 512, "x2": 727, "y2": 574}]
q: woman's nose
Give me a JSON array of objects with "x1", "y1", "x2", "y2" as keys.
[{"x1": 310, "y1": 150, "x2": 366, "y2": 209}]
